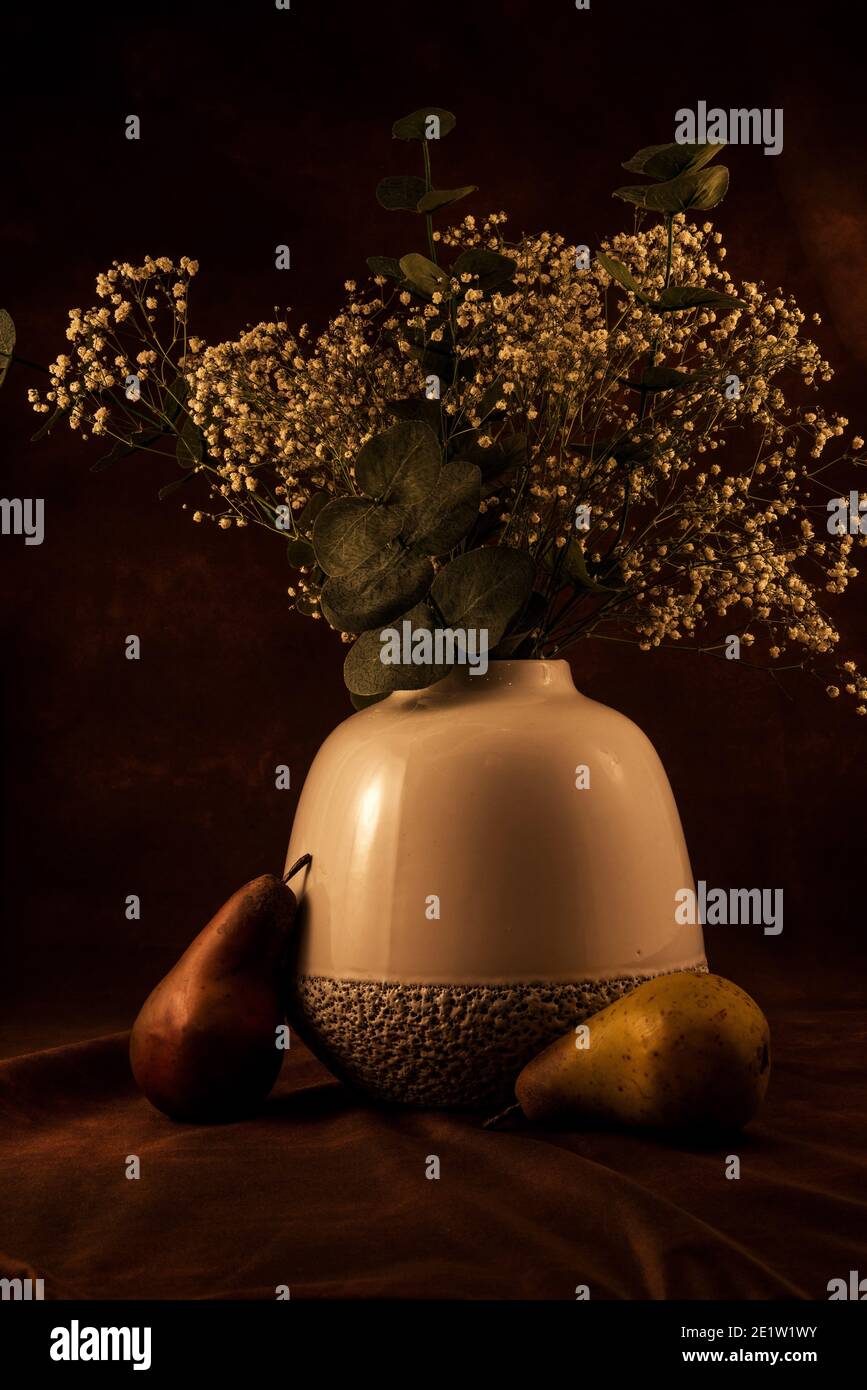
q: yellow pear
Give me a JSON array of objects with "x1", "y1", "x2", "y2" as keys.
[{"x1": 513, "y1": 972, "x2": 770, "y2": 1132}]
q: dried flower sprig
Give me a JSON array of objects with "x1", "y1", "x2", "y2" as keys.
[{"x1": 23, "y1": 111, "x2": 867, "y2": 709}]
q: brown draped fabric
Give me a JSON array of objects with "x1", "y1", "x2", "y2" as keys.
[{"x1": 1, "y1": 999, "x2": 864, "y2": 1300}]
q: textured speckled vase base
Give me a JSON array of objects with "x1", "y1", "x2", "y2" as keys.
[{"x1": 289, "y1": 966, "x2": 709, "y2": 1110}]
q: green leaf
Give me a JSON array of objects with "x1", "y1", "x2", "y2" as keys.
[
  {"x1": 158, "y1": 474, "x2": 196, "y2": 502},
  {"x1": 566, "y1": 434, "x2": 653, "y2": 468},
  {"x1": 355, "y1": 420, "x2": 442, "y2": 507},
  {"x1": 651, "y1": 285, "x2": 747, "y2": 312},
  {"x1": 313, "y1": 496, "x2": 404, "y2": 576},
  {"x1": 618, "y1": 365, "x2": 708, "y2": 394},
  {"x1": 596, "y1": 252, "x2": 644, "y2": 297},
  {"x1": 452, "y1": 249, "x2": 517, "y2": 293},
  {"x1": 399, "y1": 253, "x2": 451, "y2": 298},
  {"x1": 636, "y1": 365, "x2": 708, "y2": 392},
  {"x1": 469, "y1": 507, "x2": 506, "y2": 544},
  {"x1": 402, "y1": 334, "x2": 462, "y2": 382},
  {"x1": 367, "y1": 255, "x2": 404, "y2": 281},
  {"x1": 457, "y1": 432, "x2": 527, "y2": 492},
  {"x1": 297, "y1": 490, "x2": 330, "y2": 532},
  {"x1": 376, "y1": 175, "x2": 428, "y2": 210},
  {"x1": 0, "y1": 308, "x2": 15, "y2": 389},
  {"x1": 400, "y1": 459, "x2": 481, "y2": 554},
  {"x1": 386, "y1": 397, "x2": 443, "y2": 437},
  {"x1": 176, "y1": 416, "x2": 203, "y2": 467},
  {"x1": 392, "y1": 107, "x2": 456, "y2": 141},
  {"x1": 344, "y1": 602, "x2": 445, "y2": 696},
  {"x1": 416, "y1": 185, "x2": 477, "y2": 213},
  {"x1": 614, "y1": 165, "x2": 730, "y2": 213},
  {"x1": 90, "y1": 431, "x2": 163, "y2": 471},
  {"x1": 612, "y1": 437, "x2": 655, "y2": 468},
  {"x1": 621, "y1": 141, "x2": 723, "y2": 181},
  {"x1": 286, "y1": 537, "x2": 316, "y2": 568},
  {"x1": 431, "y1": 546, "x2": 535, "y2": 648},
  {"x1": 493, "y1": 589, "x2": 548, "y2": 655},
  {"x1": 163, "y1": 375, "x2": 189, "y2": 420},
  {"x1": 320, "y1": 546, "x2": 433, "y2": 634},
  {"x1": 664, "y1": 165, "x2": 730, "y2": 211},
  {"x1": 349, "y1": 689, "x2": 389, "y2": 710},
  {"x1": 561, "y1": 538, "x2": 625, "y2": 592},
  {"x1": 30, "y1": 405, "x2": 68, "y2": 441}
]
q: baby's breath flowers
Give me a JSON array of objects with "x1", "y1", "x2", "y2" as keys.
[
  {"x1": 31, "y1": 218, "x2": 867, "y2": 709},
  {"x1": 31, "y1": 256, "x2": 199, "y2": 435}
]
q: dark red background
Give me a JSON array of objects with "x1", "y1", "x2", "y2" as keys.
[{"x1": 2, "y1": 0, "x2": 866, "y2": 1056}]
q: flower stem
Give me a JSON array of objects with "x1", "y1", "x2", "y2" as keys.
[
  {"x1": 11, "y1": 354, "x2": 50, "y2": 375},
  {"x1": 283, "y1": 854, "x2": 312, "y2": 883},
  {"x1": 422, "y1": 139, "x2": 437, "y2": 264}
]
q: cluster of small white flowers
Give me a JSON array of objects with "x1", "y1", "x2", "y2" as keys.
[
  {"x1": 30, "y1": 227, "x2": 867, "y2": 705},
  {"x1": 30, "y1": 257, "x2": 199, "y2": 436}
]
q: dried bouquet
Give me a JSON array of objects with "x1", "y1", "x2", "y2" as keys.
[{"x1": 11, "y1": 106, "x2": 867, "y2": 708}]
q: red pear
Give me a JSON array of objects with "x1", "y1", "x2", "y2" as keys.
[{"x1": 130, "y1": 858, "x2": 310, "y2": 1121}]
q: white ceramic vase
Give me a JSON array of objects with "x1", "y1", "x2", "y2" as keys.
[{"x1": 284, "y1": 660, "x2": 706, "y2": 1108}]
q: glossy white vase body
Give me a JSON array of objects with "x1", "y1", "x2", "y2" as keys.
[{"x1": 285, "y1": 661, "x2": 706, "y2": 1107}]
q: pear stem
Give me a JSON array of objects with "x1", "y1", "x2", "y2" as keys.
[
  {"x1": 283, "y1": 853, "x2": 312, "y2": 884},
  {"x1": 483, "y1": 1102, "x2": 523, "y2": 1130}
]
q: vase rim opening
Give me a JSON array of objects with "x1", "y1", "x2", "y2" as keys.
[{"x1": 386, "y1": 657, "x2": 578, "y2": 703}]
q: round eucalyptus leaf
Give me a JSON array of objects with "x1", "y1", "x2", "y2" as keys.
[
  {"x1": 492, "y1": 590, "x2": 549, "y2": 655},
  {"x1": 163, "y1": 375, "x2": 189, "y2": 420},
  {"x1": 392, "y1": 107, "x2": 457, "y2": 141},
  {"x1": 401, "y1": 460, "x2": 481, "y2": 554},
  {"x1": 638, "y1": 365, "x2": 708, "y2": 392},
  {"x1": 386, "y1": 397, "x2": 443, "y2": 436},
  {"x1": 349, "y1": 690, "x2": 389, "y2": 711},
  {"x1": 176, "y1": 417, "x2": 203, "y2": 468},
  {"x1": 452, "y1": 249, "x2": 517, "y2": 293},
  {"x1": 652, "y1": 285, "x2": 747, "y2": 312},
  {"x1": 431, "y1": 545, "x2": 535, "y2": 649},
  {"x1": 355, "y1": 420, "x2": 442, "y2": 507},
  {"x1": 668, "y1": 165, "x2": 729, "y2": 211},
  {"x1": 405, "y1": 339, "x2": 461, "y2": 382},
  {"x1": 320, "y1": 546, "x2": 433, "y2": 634},
  {"x1": 286, "y1": 537, "x2": 316, "y2": 569},
  {"x1": 367, "y1": 255, "x2": 404, "y2": 281},
  {"x1": 297, "y1": 490, "x2": 330, "y2": 533},
  {"x1": 621, "y1": 141, "x2": 723, "y2": 181},
  {"x1": 158, "y1": 473, "x2": 196, "y2": 502},
  {"x1": 458, "y1": 432, "x2": 527, "y2": 490},
  {"x1": 0, "y1": 308, "x2": 16, "y2": 389},
  {"x1": 344, "y1": 602, "x2": 444, "y2": 696},
  {"x1": 90, "y1": 430, "x2": 163, "y2": 472},
  {"x1": 596, "y1": 252, "x2": 644, "y2": 297},
  {"x1": 313, "y1": 496, "x2": 404, "y2": 576},
  {"x1": 376, "y1": 175, "x2": 428, "y2": 210},
  {"x1": 614, "y1": 165, "x2": 730, "y2": 213},
  {"x1": 416, "y1": 185, "x2": 477, "y2": 213},
  {"x1": 399, "y1": 252, "x2": 452, "y2": 298}
]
